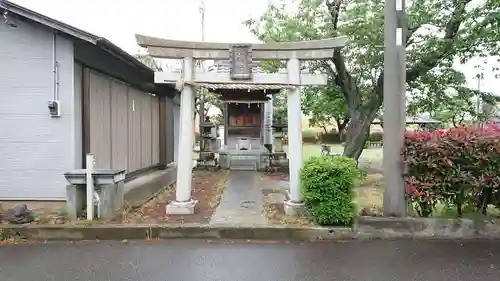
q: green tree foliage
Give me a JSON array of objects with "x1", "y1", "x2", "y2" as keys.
[
  {"x1": 406, "y1": 62, "x2": 500, "y2": 127},
  {"x1": 408, "y1": 84, "x2": 498, "y2": 127},
  {"x1": 302, "y1": 83, "x2": 349, "y2": 135},
  {"x1": 196, "y1": 90, "x2": 223, "y2": 118},
  {"x1": 272, "y1": 91, "x2": 288, "y2": 124},
  {"x1": 245, "y1": 0, "x2": 500, "y2": 160}
]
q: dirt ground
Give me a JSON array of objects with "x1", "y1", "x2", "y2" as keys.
[
  {"x1": 260, "y1": 172, "x2": 313, "y2": 226},
  {"x1": 120, "y1": 169, "x2": 229, "y2": 224},
  {"x1": 1, "y1": 169, "x2": 381, "y2": 226},
  {"x1": 263, "y1": 200, "x2": 314, "y2": 226},
  {"x1": 356, "y1": 173, "x2": 384, "y2": 216},
  {"x1": 1, "y1": 170, "x2": 229, "y2": 226},
  {"x1": 261, "y1": 171, "x2": 385, "y2": 224},
  {"x1": 263, "y1": 171, "x2": 289, "y2": 182}
]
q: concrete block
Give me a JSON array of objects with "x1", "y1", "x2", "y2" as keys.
[
  {"x1": 66, "y1": 185, "x2": 84, "y2": 220},
  {"x1": 219, "y1": 153, "x2": 230, "y2": 169},
  {"x1": 99, "y1": 183, "x2": 123, "y2": 220},
  {"x1": 165, "y1": 199, "x2": 198, "y2": 215},
  {"x1": 66, "y1": 182, "x2": 125, "y2": 221},
  {"x1": 114, "y1": 181, "x2": 124, "y2": 213},
  {"x1": 283, "y1": 200, "x2": 305, "y2": 216},
  {"x1": 267, "y1": 193, "x2": 286, "y2": 204}
]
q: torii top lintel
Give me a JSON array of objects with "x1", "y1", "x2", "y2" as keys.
[{"x1": 135, "y1": 34, "x2": 347, "y2": 60}]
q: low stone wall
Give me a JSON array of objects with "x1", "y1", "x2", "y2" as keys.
[
  {"x1": 0, "y1": 166, "x2": 177, "y2": 223},
  {"x1": 123, "y1": 164, "x2": 177, "y2": 208},
  {"x1": 356, "y1": 216, "x2": 500, "y2": 239},
  {"x1": 3, "y1": 216, "x2": 500, "y2": 241}
]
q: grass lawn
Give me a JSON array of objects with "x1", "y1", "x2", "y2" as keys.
[{"x1": 283, "y1": 143, "x2": 383, "y2": 168}]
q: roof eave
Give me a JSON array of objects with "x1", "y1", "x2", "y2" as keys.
[
  {"x1": 96, "y1": 39, "x2": 153, "y2": 75},
  {"x1": 0, "y1": 0, "x2": 98, "y2": 44}
]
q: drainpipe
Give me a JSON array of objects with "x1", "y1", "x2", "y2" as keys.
[
  {"x1": 52, "y1": 31, "x2": 59, "y2": 100},
  {"x1": 86, "y1": 153, "x2": 95, "y2": 220}
]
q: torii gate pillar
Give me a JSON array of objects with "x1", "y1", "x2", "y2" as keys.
[
  {"x1": 284, "y1": 57, "x2": 304, "y2": 214},
  {"x1": 165, "y1": 57, "x2": 197, "y2": 214}
]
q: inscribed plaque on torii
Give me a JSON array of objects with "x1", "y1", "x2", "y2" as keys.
[{"x1": 229, "y1": 44, "x2": 253, "y2": 80}]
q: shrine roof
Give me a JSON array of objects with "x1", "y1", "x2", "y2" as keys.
[
  {"x1": 213, "y1": 88, "x2": 275, "y2": 100},
  {"x1": 199, "y1": 83, "x2": 289, "y2": 91}
]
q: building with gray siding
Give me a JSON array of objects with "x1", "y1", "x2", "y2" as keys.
[{"x1": 0, "y1": 0, "x2": 179, "y2": 200}]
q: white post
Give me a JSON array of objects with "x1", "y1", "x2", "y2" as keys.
[
  {"x1": 166, "y1": 57, "x2": 197, "y2": 214},
  {"x1": 85, "y1": 153, "x2": 94, "y2": 220},
  {"x1": 284, "y1": 57, "x2": 304, "y2": 215}
]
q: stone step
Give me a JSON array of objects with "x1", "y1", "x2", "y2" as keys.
[
  {"x1": 230, "y1": 165, "x2": 256, "y2": 171},
  {"x1": 229, "y1": 155, "x2": 258, "y2": 171}
]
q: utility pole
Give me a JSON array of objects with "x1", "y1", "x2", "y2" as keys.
[
  {"x1": 383, "y1": 0, "x2": 407, "y2": 216},
  {"x1": 198, "y1": 0, "x2": 207, "y2": 153},
  {"x1": 200, "y1": 0, "x2": 206, "y2": 42}
]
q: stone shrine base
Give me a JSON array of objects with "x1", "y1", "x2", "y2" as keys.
[
  {"x1": 218, "y1": 147, "x2": 270, "y2": 171},
  {"x1": 283, "y1": 200, "x2": 305, "y2": 216},
  {"x1": 165, "y1": 199, "x2": 198, "y2": 215}
]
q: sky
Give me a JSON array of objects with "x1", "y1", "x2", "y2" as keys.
[
  {"x1": 9, "y1": 0, "x2": 268, "y2": 51},
  {"x1": 8, "y1": 0, "x2": 499, "y2": 95}
]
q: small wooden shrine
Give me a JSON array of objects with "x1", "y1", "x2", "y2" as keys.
[
  {"x1": 211, "y1": 85, "x2": 280, "y2": 170},
  {"x1": 217, "y1": 89, "x2": 277, "y2": 149}
]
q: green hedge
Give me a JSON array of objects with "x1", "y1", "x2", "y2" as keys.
[
  {"x1": 405, "y1": 126, "x2": 500, "y2": 217},
  {"x1": 320, "y1": 132, "x2": 342, "y2": 143},
  {"x1": 298, "y1": 130, "x2": 383, "y2": 144},
  {"x1": 300, "y1": 156, "x2": 361, "y2": 225},
  {"x1": 302, "y1": 129, "x2": 318, "y2": 143}
]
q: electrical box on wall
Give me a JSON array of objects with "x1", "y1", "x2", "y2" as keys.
[{"x1": 48, "y1": 100, "x2": 60, "y2": 117}]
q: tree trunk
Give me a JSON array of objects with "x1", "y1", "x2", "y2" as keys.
[
  {"x1": 325, "y1": 0, "x2": 468, "y2": 161},
  {"x1": 338, "y1": 125, "x2": 344, "y2": 142},
  {"x1": 336, "y1": 117, "x2": 349, "y2": 141},
  {"x1": 343, "y1": 113, "x2": 377, "y2": 160},
  {"x1": 343, "y1": 90, "x2": 381, "y2": 160},
  {"x1": 322, "y1": 126, "x2": 328, "y2": 134},
  {"x1": 337, "y1": 122, "x2": 346, "y2": 134},
  {"x1": 194, "y1": 97, "x2": 199, "y2": 122}
]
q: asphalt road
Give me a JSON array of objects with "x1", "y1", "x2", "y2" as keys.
[{"x1": 1, "y1": 239, "x2": 499, "y2": 281}]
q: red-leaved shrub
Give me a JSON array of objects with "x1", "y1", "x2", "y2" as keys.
[{"x1": 403, "y1": 124, "x2": 500, "y2": 217}]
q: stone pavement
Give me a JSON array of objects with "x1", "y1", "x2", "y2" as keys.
[{"x1": 210, "y1": 171, "x2": 267, "y2": 226}]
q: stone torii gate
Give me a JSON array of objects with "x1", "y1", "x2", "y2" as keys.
[{"x1": 136, "y1": 34, "x2": 347, "y2": 215}]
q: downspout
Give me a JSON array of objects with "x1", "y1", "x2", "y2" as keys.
[{"x1": 52, "y1": 31, "x2": 60, "y2": 100}]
